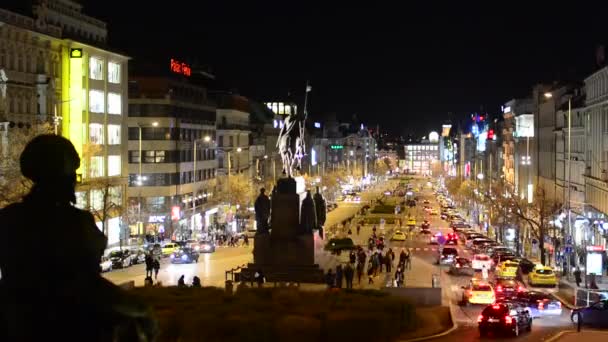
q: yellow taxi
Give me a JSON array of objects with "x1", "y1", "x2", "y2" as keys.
[
  {"x1": 407, "y1": 218, "x2": 416, "y2": 226},
  {"x1": 495, "y1": 260, "x2": 519, "y2": 278},
  {"x1": 429, "y1": 208, "x2": 439, "y2": 215},
  {"x1": 391, "y1": 230, "x2": 407, "y2": 241},
  {"x1": 161, "y1": 243, "x2": 180, "y2": 256},
  {"x1": 462, "y1": 280, "x2": 495, "y2": 305},
  {"x1": 528, "y1": 265, "x2": 557, "y2": 286}
]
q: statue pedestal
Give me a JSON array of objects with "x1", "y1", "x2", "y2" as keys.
[{"x1": 242, "y1": 177, "x2": 324, "y2": 283}]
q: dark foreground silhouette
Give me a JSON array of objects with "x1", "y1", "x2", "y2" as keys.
[{"x1": 0, "y1": 135, "x2": 156, "y2": 341}]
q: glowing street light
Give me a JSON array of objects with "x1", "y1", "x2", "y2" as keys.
[
  {"x1": 203, "y1": 135, "x2": 211, "y2": 142},
  {"x1": 477, "y1": 173, "x2": 484, "y2": 180},
  {"x1": 543, "y1": 92, "x2": 553, "y2": 99}
]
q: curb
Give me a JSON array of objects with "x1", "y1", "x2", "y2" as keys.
[
  {"x1": 400, "y1": 305, "x2": 458, "y2": 342},
  {"x1": 550, "y1": 291, "x2": 578, "y2": 310}
]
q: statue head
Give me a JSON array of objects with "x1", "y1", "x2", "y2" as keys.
[{"x1": 260, "y1": 188, "x2": 266, "y2": 195}]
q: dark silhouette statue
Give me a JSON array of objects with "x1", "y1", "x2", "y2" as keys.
[
  {"x1": 313, "y1": 186, "x2": 327, "y2": 238},
  {"x1": 254, "y1": 188, "x2": 271, "y2": 234},
  {"x1": 0, "y1": 135, "x2": 155, "y2": 341},
  {"x1": 299, "y1": 190, "x2": 317, "y2": 234}
]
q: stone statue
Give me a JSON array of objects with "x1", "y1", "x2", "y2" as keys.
[
  {"x1": 299, "y1": 190, "x2": 317, "y2": 235},
  {"x1": 254, "y1": 188, "x2": 271, "y2": 234},
  {"x1": 313, "y1": 186, "x2": 326, "y2": 229}
]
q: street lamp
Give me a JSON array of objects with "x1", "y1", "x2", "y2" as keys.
[
  {"x1": 477, "y1": 173, "x2": 484, "y2": 180},
  {"x1": 137, "y1": 121, "x2": 158, "y2": 235}
]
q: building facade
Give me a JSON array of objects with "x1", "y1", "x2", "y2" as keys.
[
  {"x1": 404, "y1": 132, "x2": 440, "y2": 175},
  {"x1": 127, "y1": 75, "x2": 217, "y2": 240},
  {"x1": 216, "y1": 95, "x2": 251, "y2": 176}
]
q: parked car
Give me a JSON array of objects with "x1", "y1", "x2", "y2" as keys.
[
  {"x1": 108, "y1": 250, "x2": 135, "y2": 269},
  {"x1": 515, "y1": 291, "x2": 562, "y2": 318},
  {"x1": 571, "y1": 300, "x2": 608, "y2": 327},
  {"x1": 129, "y1": 249, "x2": 146, "y2": 264},
  {"x1": 449, "y1": 257, "x2": 475, "y2": 276},
  {"x1": 528, "y1": 265, "x2": 557, "y2": 287},
  {"x1": 478, "y1": 301, "x2": 532, "y2": 337},
  {"x1": 100, "y1": 256, "x2": 113, "y2": 272},
  {"x1": 170, "y1": 247, "x2": 200, "y2": 264},
  {"x1": 495, "y1": 260, "x2": 520, "y2": 278}
]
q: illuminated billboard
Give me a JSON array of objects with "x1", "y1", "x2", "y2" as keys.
[{"x1": 515, "y1": 114, "x2": 534, "y2": 137}]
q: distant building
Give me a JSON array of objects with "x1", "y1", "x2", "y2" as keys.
[
  {"x1": 216, "y1": 95, "x2": 251, "y2": 176},
  {"x1": 403, "y1": 132, "x2": 440, "y2": 175}
]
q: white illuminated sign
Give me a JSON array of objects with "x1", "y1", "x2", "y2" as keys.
[{"x1": 503, "y1": 106, "x2": 512, "y2": 114}]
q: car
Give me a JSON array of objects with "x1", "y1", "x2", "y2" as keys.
[
  {"x1": 515, "y1": 291, "x2": 562, "y2": 318},
  {"x1": 486, "y1": 246, "x2": 513, "y2": 256},
  {"x1": 129, "y1": 249, "x2": 147, "y2": 264},
  {"x1": 449, "y1": 257, "x2": 475, "y2": 276},
  {"x1": 438, "y1": 246, "x2": 458, "y2": 265},
  {"x1": 198, "y1": 240, "x2": 216, "y2": 253},
  {"x1": 429, "y1": 208, "x2": 439, "y2": 215},
  {"x1": 464, "y1": 234, "x2": 485, "y2": 247},
  {"x1": 445, "y1": 232, "x2": 459, "y2": 245},
  {"x1": 472, "y1": 254, "x2": 492, "y2": 270},
  {"x1": 451, "y1": 222, "x2": 471, "y2": 232},
  {"x1": 161, "y1": 243, "x2": 180, "y2": 256},
  {"x1": 571, "y1": 300, "x2": 608, "y2": 327},
  {"x1": 170, "y1": 247, "x2": 200, "y2": 264},
  {"x1": 421, "y1": 221, "x2": 430, "y2": 230},
  {"x1": 462, "y1": 281, "x2": 495, "y2": 305},
  {"x1": 100, "y1": 256, "x2": 113, "y2": 272},
  {"x1": 391, "y1": 230, "x2": 407, "y2": 241},
  {"x1": 423, "y1": 199, "x2": 430, "y2": 204},
  {"x1": 491, "y1": 252, "x2": 516, "y2": 267},
  {"x1": 108, "y1": 250, "x2": 135, "y2": 269},
  {"x1": 430, "y1": 232, "x2": 442, "y2": 244},
  {"x1": 407, "y1": 218, "x2": 416, "y2": 226},
  {"x1": 496, "y1": 260, "x2": 520, "y2": 278},
  {"x1": 469, "y1": 238, "x2": 493, "y2": 250},
  {"x1": 528, "y1": 265, "x2": 557, "y2": 287},
  {"x1": 478, "y1": 302, "x2": 532, "y2": 337},
  {"x1": 511, "y1": 257, "x2": 536, "y2": 275},
  {"x1": 420, "y1": 228, "x2": 432, "y2": 235},
  {"x1": 494, "y1": 279, "x2": 525, "y2": 300}
]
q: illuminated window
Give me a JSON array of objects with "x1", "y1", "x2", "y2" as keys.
[
  {"x1": 108, "y1": 124, "x2": 121, "y2": 144},
  {"x1": 90, "y1": 189, "x2": 104, "y2": 211},
  {"x1": 75, "y1": 191, "x2": 87, "y2": 209},
  {"x1": 285, "y1": 105, "x2": 291, "y2": 115},
  {"x1": 89, "y1": 57, "x2": 103, "y2": 80},
  {"x1": 89, "y1": 90, "x2": 104, "y2": 113},
  {"x1": 279, "y1": 103, "x2": 285, "y2": 115},
  {"x1": 90, "y1": 156, "x2": 104, "y2": 178},
  {"x1": 89, "y1": 123, "x2": 104, "y2": 144},
  {"x1": 108, "y1": 62, "x2": 120, "y2": 84},
  {"x1": 108, "y1": 93, "x2": 121, "y2": 115},
  {"x1": 108, "y1": 155, "x2": 121, "y2": 176}
]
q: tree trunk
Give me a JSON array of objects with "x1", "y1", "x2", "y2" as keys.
[{"x1": 539, "y1": 224, "x2": 546, "y2": 265}]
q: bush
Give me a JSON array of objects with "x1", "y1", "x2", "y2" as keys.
[
  {"x1": 371, "y1": 204, "x2": 395, "y2": 214},
  {"x1": 131, "y1": 287, "x2": 417, "y2": 342}
]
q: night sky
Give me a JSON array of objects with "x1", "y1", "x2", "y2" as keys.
[{"x1": 8, "y1": 1, "x2": 608, "y2": 134}]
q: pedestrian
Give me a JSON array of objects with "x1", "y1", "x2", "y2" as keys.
[
  {"x1": 357, "y1": 225, "x2": 361, "y2": 235},
  {"x1": 356, "y1": 262, "x2": 364, "y2": 285},
  {"x1": 367, "y1": 262, "x2": 374, "y2": 284},
  {"x1": 372, "y1": 225, "x2": 377, "y2": 234},
  {"x1": 386, "y1": 251, "x2": 392, "y2": 273},
  {"x1": 153, "y1": 258, "x2": 160, "y2": 280},
  {"x1": 254, "y1": 269, "x2": 265, "y2": 288},
  {"x1": 378, "y1": 251, "x2": 384, "y2": 272},
  {"x1": 349, "y1": 250, "x2": 356, "y2": 264},
  {"x1": 145, "y1": 252, "x2": 154, "y2": 278},
  {"x1": 395, "y1": 267, "x2": 404, "y2": 287},
  {"x1": 177, "y1": 275, "x2": 186, "y2": 288},
  {"x1": 336, "y1": 265, "x2": 343, "y2": 288},
  {"x1": 574, "y1": 267, "x2": 582, "y2": 287},
  {"x1": 192, "y1": 276, "x2": 201, "y2": 288},
  {"x1": 399, "y1": 248, "x2": 407, "y2": 266},
  {"x1": 344, "y1": 263, "x2": 354, "y2": 289},
  {"x1": 243, "y1": 234, "x2": 249, "y2": 247},
  {"x1": 325, "y1": 269, "x2": 336, "y2": 289}
]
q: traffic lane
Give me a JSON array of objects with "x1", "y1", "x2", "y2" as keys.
[{"x1": 440, "y1": 324, "x2": 571, "y2": 342}]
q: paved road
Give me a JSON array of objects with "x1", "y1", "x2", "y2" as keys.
[{"x1": 103, "y1": 179, "x2": 398, "y2": 287}]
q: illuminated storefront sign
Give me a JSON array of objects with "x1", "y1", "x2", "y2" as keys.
[
  {"x1": 70, "y1": 48, "x2": 83, "y2": 58},
  {"x1": 171, "y1": 206, "x2": 181, "y2": 221},
  {"x1": 170, "y1": 58, "x2": 191, "y2": 77}
]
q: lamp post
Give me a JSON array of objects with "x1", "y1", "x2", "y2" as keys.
[{"x1": 137, "y1": 121, "x2": 158, "y2": 236}]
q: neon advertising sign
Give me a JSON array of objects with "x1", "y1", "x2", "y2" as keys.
[{"x1": 170, "y1": 58, "x2": 191, "y2": 77}]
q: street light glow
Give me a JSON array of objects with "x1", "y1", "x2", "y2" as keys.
[
  {"x1": 477, "y1": 173, "x2": 484, "y2": 180},
  {"x1": 152, "y1": 121, "x2": 159, "y2": 127},
  {"x1": 543, "y1": 92, "x2": 553, "y2": 99},
  {"x1": 236, "y1": 147, "x2": 242, "y2": 153},
  {"x1": 203, "y1": 135, "x2": 211, "y2": 142}
]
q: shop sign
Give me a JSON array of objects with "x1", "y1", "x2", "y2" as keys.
[
  {"x1": 149, "y1": 215, "x2": 165, "y2": 223},
  {"x1": 586, "y1": 245, "x2": 605, "y2": 252}
]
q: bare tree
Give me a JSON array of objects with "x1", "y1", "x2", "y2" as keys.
[
  {"x1": 0, "y1": 123, "x2": 53, "y2": 208},
  {"x1": 216, "y1": 173, "x2": 255, "y2": 209}
]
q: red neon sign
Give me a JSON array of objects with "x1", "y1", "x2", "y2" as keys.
[
  {"x1": 488, "y1": 129, "x2": 494, "y2": 139},
  {"x1": 170, "y1": 58, "x2": 191, "y2": 77},
  {"x1": 171, "y1": 206, "x2": 181, "y2": 221}
]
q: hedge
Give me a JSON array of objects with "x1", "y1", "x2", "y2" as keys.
[
  {"x1": 371, "y1": 204, "x2": 395, "y2": 214},
  {"x1": 132, "y1": 287, "x2": 417, "y2": 342}
]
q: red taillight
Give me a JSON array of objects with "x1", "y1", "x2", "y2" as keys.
[
  {"x1": 517, "y1": 286, "x2": 525, "y2": 292},
  {"x1": 492, "y1": 304, "x2": 501, "y2": 309},
  {"x1": 504, "y1": 316, "x2": 513, "y2": 324},
  {"x1": 538, "y1": 301, "x2": 545, "y2": 310},
  {"x1": 456, "y1": 264, "x2": 461, "y2": 268},
  {"x1": 477, "y1": 315, "x2": 484, "y2": 323},
  {"x1": 496, "y1": 286, "x2": 503, "y2": 292}
]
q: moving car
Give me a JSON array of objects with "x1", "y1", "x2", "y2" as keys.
[
  {"x1": 198, "y1": 240, "x2": 216, "y2": 253},
  {"x1": 100, "y1": 256, "x2": 113, "y2": 272},
  {"x1": 449, "y1": 257, "x2": 475, "y2": 276},
  {"x1": 478, "y1": 302, "x2": 532, "y2": 337},
  {"x1": 528, "y1": 265, "x2": 557, "y2": 287},
  {"x1": 445, "y1": 232, "x2": 459, "y2": 245},
  {"x1": 170, "y1": 247, "x2": 200, "y2": 264},
  {"x1": 108, "y1": 250, "x2": 135, "y2": 269},
  {"x1": 494, "y1": 279, "x2": 525, "y2": 300},
  {"x1": 430, "y1": 232, "x2": 442, "y2": 244},
  {"x1": 495, "y1": 260, "x2": 520, "y2": 278},
  {"x1": 515, "y1": 291, "x2": 562, "y2": 318},
  {"x1": 438, "y1": 246, "x2": 458, "y2": 265},
  {"x1": 391, "y1": 230, "x2": 407, "y2": 241},
  {"x1": 462, "y1": 281, "x2": 495, "y2": 305},
  {"x1": 571, "y1": 300, "x2": 608, "y2": 327},
  {"x1": 421, "y1": 221, "x2": 431, "y2": 230},
  {"x1": 472, "y1": 254, "x2": 492, "y2": 270},
  {"x1": 407, "y1": 218, "x2": 416, "y2": 226},
  {"x1": 161, "y1": 243, "x2": 180, "y2": 256},
  {"x1": 423, "y1": 199, "x2": 430, "y2": 204}
]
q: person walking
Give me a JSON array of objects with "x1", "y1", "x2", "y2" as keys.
[
  {"x1": 344, "y1": 263, "x2": 354, "y2": 289},
  {"x1": 356, "y1": 262, "x2": 364, "y2": 285},
  {"x1": 336, "y1": 265, "x2": 343, "y2": 289},
  {"x1": 145, "y1": 252, "x2": 154, "y2": 278},
  {"x1": 153, "y1": 257, "x2": 160, "y2": 280},
  {"x1": 243, "y1": 234, "x2": 249, "y2": 247},
  {"x1": 356, "y1": 225, "x2": 361, "y2": 236},
  {"x1": 367, "y1": 262, "x2": 374, "y2": 284},
  {"x1": 386, "y1": 250, "x2": 393, "y2": 273},
  {"x1": 395, "y1": 266, "x2": 404, "y2": 287},
  {"x1": 349, "y1": 250, "x2": 356, "y2": 264},
  {"x1": 404, "y1": 249, "x2": 412, "y2": 270},
  {"x1": 372, "y1": 252, "x2": 380, "y2": 276},
  {"x1": 481, "y1": 264, "x2": 489, "y2": 280},
  {"x1": 325, "y1": 269, "x2": 336, "y2": 289},
  {"x1": 377, "y1": 251, "x2": 384, "y2": 273},
  {"x1": 177, "y1": 275, "x2": 186, "y2": 288},
  {"x1": 574, "y1": 267, "x2": 582, "y2": 287},
  {"x1": 399, "y1": 248, "x2": 407, "y2": 267}
]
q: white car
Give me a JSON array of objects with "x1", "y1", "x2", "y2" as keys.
[
  {"x1": 472, "y1": 254, "x2": 492, "y2": 270},
  {"x1": 100, "y1": 256, "x2": 112, "y2": 272}
]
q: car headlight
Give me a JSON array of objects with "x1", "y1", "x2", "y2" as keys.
[
  {"x1": 194, "y1": 245, "x2": 200, "y2": 251},
  {"x1": 170, "y1": 254, "x2": 175, "y2": 259},
  {"x1": 203, "y1": 245, "x2": 211, "y2": 251},
  {"x1": 181, "y1": 254, "x2": 188, "y2": 261}
]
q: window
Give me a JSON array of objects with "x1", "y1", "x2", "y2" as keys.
[
  {"x1": 229, "y1": 136, "x2": 234, "y2": 147},
  {"x1": 90, "y1": 156, "x2": 104, "y2": 178},
  {"x1": 89, "y1": 123, "x2": 104, "y2": 144},
  {"x1": 108, "y1": 155, "x2": 121, "y2": 176},
  {"x1": 89, "y1": 57, "x2": 103, "y2": 80},
  {"x1": 89, "y1": 90, "x2": 104, "y2": 113},
  {"x1": 108, "y1": 125, "x2": 121, "y2": 145},
  {"x1": 90, "y1": 189, "x2": 104, "y2": 211},
  {"x1": 218, "y1": 136, "x2": 224, "y2": 147},
  {"x1": 108, "y1": 62, "x2": 120, "y2": 84},
  {"x1": 129, "y1": 151, "x2": 140, "y2": 163},
  {"x1": 108, "y1": 93, "x2": 121, "y2": 115},
  {"x1": 75, "y1": 191, "x2": 87, "y2": 209}
]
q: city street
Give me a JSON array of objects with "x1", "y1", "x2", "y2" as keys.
[{"x1": 103, "y1": 179, "x2": 397, "y2": 287}]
